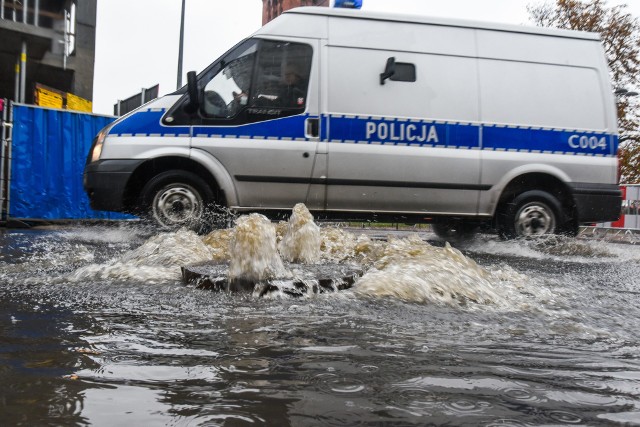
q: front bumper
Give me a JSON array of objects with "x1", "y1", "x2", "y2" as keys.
[
  {"x1": 83, "y1": 160, "x2": 144, "y2": 212},
  {"x1": 569, "y1": 183, "x2": 622, "y2": 223}
]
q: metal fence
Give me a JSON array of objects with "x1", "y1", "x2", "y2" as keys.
[
  {"x1": 1, "y1": 99, "x2": 12, "y2": 221},
  {"x1": 114, "y1": 84, "x2": 159, "y2": 116}
]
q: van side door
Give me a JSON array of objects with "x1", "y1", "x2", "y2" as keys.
[{"x1": 324, "y1": 44, "x2": 482, "y2": 216}]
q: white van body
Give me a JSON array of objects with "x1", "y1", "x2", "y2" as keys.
[{"x1": 84, "y1": 7, "x2": 621, "y2": 237}]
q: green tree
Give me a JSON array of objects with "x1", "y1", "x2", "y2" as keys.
[{"x1": 528, "y1": 0, "x2": 640, "y2": 183}]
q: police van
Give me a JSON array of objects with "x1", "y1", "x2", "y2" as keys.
[{"x1": 84, "y1": 6, "x2": 622, "y2": 239}]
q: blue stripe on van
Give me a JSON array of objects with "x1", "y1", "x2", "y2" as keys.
[
  {"x1": 109, "y1": 108, "x2": 312, "y2": 140},
  {"x1": 109, "y1": 109, "x2": 617, "y2": 156},
  {"x1": 329, "y1": 115, "x2": 617, "y2": 157},
  {"x1": 483, "y1": 124, "x2": 615, "y2": 156}
]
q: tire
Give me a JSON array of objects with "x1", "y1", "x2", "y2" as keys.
[
  {"x1": 140, "y1": 170, "x2": 216, "y2": 233},
  {"x1": 432, "y1": 220, "x2": 478, "y2": 243},
  {"x1": 498, "y1": 190, "x2": 564, "y2": 239}
]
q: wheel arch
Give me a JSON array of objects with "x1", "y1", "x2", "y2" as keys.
[
  {"x1": 122, "y1": 154, "x2": 236, "y2": 212},
  {"x1": 494, "y1": 171, "x2": 576, "y2": 226}
]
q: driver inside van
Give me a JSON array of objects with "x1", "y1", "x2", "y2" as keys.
[{"x1": 277, "y1": 63, "x2": 306, "y2": 108}]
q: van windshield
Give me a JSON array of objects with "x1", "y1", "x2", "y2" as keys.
[{"x1": 203, "y1": 44, "x2": 257, "y2": 118}]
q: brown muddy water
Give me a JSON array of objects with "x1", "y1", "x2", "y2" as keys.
[{"x1": 1, "y1": 213, "x2": 640, "y2": 426}]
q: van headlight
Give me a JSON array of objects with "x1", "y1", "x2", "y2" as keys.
[{"x1": 90, "y1": 125, "x2": 111, "y2": 163}]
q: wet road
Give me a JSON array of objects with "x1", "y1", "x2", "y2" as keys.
[{"x1": 1, "y1": 223, "x2": 639, "y2": 426}]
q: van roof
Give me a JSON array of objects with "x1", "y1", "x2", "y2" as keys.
[{"x1": 284, "y1": 6, "x2": 601, "y2": 41}]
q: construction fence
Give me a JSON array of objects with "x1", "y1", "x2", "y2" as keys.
[{"x1": 1, "y1": 101, "x2": 132, "y2": 222}]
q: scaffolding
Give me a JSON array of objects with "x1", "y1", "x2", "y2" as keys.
[
  {"x1": 1, "y1": 1, "x2": 84, "y2": 105},
  {"x1": 0, "y1": 99, "x2": 12, "y2": 222}
]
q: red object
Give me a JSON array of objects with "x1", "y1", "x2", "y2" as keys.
[
  {"x1": 0, "y1": 99, "x2": 4, "y2": 112},
  {"x1": 611, "y1": 185, "x2": 626, "y2": 227}
]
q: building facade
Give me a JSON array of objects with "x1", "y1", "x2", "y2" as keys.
[
  {"x1": 0, "y1": 0, "x2": 96, "y2": 107},
  {"x1": 262, "y1": 0, "x2": 328, "y2": 25}
]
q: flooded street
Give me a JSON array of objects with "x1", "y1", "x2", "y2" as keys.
[{"x1": 1, "y1": 218, "x2": 640, "y2": 426}]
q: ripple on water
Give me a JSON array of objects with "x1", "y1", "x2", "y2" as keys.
[
  {"x1": 360, "y1": 364, "x2": 379, "y2": 373},
  {"x1": 390, "y1": 387, "x2": 438, "y2": 418},
  {"x1": 310, "y1": 372, "x2": 367, "y2": 395},
  {"x1": 578, "y1": 377, "x2": 640, "y2": 396},
  {"x1": 444, "y1": 398, "x2": 493, "y2": 415},
  {"x1": 503, "y1": 387, "x2": 541, "y2": 403},
  {"x1": 548, "y1": 410, "x2": 583, "y2": 424}
]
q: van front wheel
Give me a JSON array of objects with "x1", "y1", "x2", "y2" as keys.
[
  {"x1": 499, "y1": 190, "x2": 563, "y2": 239},
  {"x1": 140, "y1": 170, "x2": 215, "y2": 233}
]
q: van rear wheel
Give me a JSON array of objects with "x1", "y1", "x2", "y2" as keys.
[
  {"x1": 499, "y1": 190, "x2": 563, "y2": 239},
  {"x1": 140, "y1": 170, "x2": 216, "y2": 233}
]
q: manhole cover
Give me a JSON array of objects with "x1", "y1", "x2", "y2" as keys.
[{"x1": 181, "y1": 261, "x2": 364, "y2": 297}]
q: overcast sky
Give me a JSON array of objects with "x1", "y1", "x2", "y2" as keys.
[{"x1": 92, "y1": 0, "x2": 640, "y2": 115}]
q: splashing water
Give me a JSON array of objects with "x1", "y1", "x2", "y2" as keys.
[
  {"x1": 227, "y1": 213, "x2": 290, "y2": 282},
  {"x1": 60, "y1": 204, "x2": 535, "y2": 308},
  {"x1": 352, "y1": 235, "x2": 511, "y2": 307},
  {"x1": 65, "y1": 229, "x2": 213, "y2": 283},
  {"x1": 465, "y1": 233, "x2": 627, "y2": 263},
  {"x1": 279, "y1": 203, "x2": 321, "y2": 263},
  {"x1": 526, "y1": 235, "x2": 613, "y2": 258},
  {"x1": 319, "y1": 227, "x2": 376, "y2": 264},
  {"x1": 202, "y1": 228, "x2": 234, "y2": 262}
]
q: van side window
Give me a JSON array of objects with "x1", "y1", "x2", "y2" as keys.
[
  {"x1": 201, "y1": 40, "x2": 312, "y2": 123},
  {"x1": 251, "y1": 41, "x2": 313, "y2": 110},
  {"x1": 390, "y1": 63, "x2": 417, "y2": 82}
]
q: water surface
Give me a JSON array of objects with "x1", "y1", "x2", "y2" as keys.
[{"x1": 1, "y1": 222, "x2": 639, "y2": 426}]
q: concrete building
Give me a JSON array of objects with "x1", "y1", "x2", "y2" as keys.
[
  {"x1": 0, "y1": 0, "x2": 97, "y2": 107},
  {"x1": 262, "y1": 0, "x2": 328, "y2": 25}
]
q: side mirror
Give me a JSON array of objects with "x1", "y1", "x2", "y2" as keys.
[
  {"x1": 184, "y1": 70, "x2": 199, "y2": 114},
  {"x1": 380, "y1": 57, "x2": 396, "y2": 85}
]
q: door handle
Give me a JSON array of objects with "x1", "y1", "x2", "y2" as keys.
[{"x1": 305, "y1": 117, "x2": 319, "y2": 138}]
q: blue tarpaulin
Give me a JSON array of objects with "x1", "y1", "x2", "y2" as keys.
[{"x1": 10, "y1": 104, "x2": 131, "y2": 220}]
